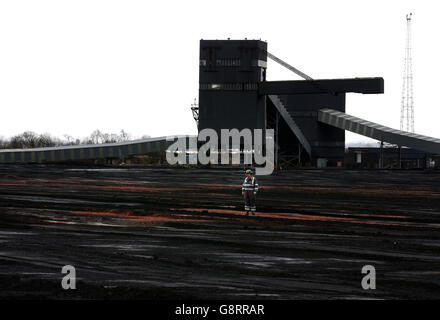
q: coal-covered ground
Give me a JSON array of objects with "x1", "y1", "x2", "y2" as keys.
[{"x1": 0, "y1": 164, "x2": 439, "y2": 299}]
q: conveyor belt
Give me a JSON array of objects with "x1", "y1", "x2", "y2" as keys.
[
  {"x1": 0, "y1": 136, "x2": 194, "y2": 164},
  {"x1": 318, "y1": 108, "x2": 440, "y2": 154}
]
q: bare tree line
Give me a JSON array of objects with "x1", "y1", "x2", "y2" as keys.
[{"x1": 0, "y1": 129, "x2": 150, "y2": 149}]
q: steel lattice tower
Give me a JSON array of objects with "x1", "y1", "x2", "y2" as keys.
[{"x1": 400, "y1": 13, "x2": 414, "y2": 132}]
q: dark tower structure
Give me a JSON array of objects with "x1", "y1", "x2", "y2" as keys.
[
  {"x1": 198, "y1": 39, "x2": 268, "y2": 134},
  {"x1": 198, "y1": 39, "x2": 384, "y2": 167}
]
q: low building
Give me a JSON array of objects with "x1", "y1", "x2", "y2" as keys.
[{"x1": 345, "y1": 146, "x2": 439, "y2": 169}]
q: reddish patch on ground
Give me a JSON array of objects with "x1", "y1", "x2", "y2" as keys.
[
  {"x1": 70, "y1": 210, "x2": 132, "y2": 218},
  {"x1": 0, "y1": 183, "x2": 28, "y2": 187},
  {"x1": 205, "y1": 193, "x2": 231, "y2": 197},
  {"x1": 1, "y1": 174, "x2": 18, "y2": 179},
  {"x1": 200, "y1": 184, "x2": 240, "y2": 189},
  {"x1": 69, "y1": 209, "x2": 209, "y2": 224},
  {"x1": 178, "y1": 208, "x2": 412, "y2": 227}
]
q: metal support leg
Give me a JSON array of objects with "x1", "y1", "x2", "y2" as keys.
[
  {"x1": 379, "y1": 141, "x2": 384, "y2": 169},
  {"x1": 399, "y1": 146, "x2": 402, "y2": 169},
  {"x1": 275, "y1": 111, "x2": 279, "y2": 170}
]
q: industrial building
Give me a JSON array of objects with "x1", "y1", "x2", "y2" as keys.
[
  {"x1": 197, "y1": 39, "x2": 439, "y2": 167},
  {"x1": 1, "y1": 39, "x2": 439, "y2": 168},
  {"x1": 198, "y1": 39, "x2": 384, "y2": 166}
]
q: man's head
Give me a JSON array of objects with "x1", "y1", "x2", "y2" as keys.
[{"x1": 245, "y1": 169, "x2": 253, "y2": 178}]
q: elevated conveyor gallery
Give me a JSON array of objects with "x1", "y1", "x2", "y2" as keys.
[
  {"x1": 318, "y1": 108, "x2": 440, "y2": 154},
  {"x1": 0, "y1": 136, "x2": 193, "y2": 164}
]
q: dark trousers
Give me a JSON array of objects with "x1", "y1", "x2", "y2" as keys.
[{"x1": 243, "y1": 190, "x2": 256, "y2": 212}]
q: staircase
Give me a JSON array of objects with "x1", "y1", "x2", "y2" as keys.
[{"x1": 268, "y1": 95, "x2": 312, "y2": 158}]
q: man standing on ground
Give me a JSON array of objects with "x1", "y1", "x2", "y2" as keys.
[{"x1": 242, "y1": 169, "x2": 259, "y2": 216}]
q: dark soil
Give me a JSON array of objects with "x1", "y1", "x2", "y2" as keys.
[{"x1": 0, "y1": 165, "x2": 439, "y2": 299}]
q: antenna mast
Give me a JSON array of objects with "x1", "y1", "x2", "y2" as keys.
[{"x1": 400, "y1": 13, "x2": 414, "y2": 133}]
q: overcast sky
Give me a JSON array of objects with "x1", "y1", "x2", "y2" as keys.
[{"x1": 1, "y1": 0, "x2": 438, "y2": 144}]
